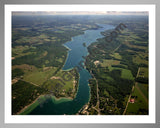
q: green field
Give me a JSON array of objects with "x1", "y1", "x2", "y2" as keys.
[
  {"x1": 109, "y1": 66, "x2": 134, "y2": 80},
  {"x1": 12, "y1": 45, "x2": 36, "y2": 58},
  {"x1": 104, "y1": 90, "x2": 110, "y2": 97},
  {"x1": 137, "y1": 83, "x2": 148, "y2": 99},
  {"x1": 110, "y1": 53, "x2": 122, "y2": 60},
  {"x1": 126, "y1": 83, "x2": 148, "y2": 115},
  {"x1": 138, "y1": 67, "x2": 148, "y2": 78},
  {"x1": 121, "y1": 69, "x2": 134, "y2": 80},
  {"x1": 133, "y1": 55, "x2": 148, "y2": 65},
  {"x1": 55, "y1": 70, "x2": 75, "y2": 91},
  {"x1": 14, "y1": 34, "x2": 52, "y2": 45},
  {"x1": 101, "y1": 59, "x2": 120, "y2": 67},
  {"x1": 40, "y1": 69, "x2": 77, "y2": 98},
  {"x1": 23, "y1": 67, "x2": 58, "y2": 86}
]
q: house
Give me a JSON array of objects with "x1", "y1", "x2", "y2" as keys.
[{"x1": 130, "y1": 98, "x2": 135, "y2": 103}]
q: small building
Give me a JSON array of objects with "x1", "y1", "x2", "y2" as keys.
[
  {"x1": 130, "y1": 98, "x2": 135, "y2": 103},
  {"x1": 94, "y1": 60, "x2": 100, "y2": 66}
]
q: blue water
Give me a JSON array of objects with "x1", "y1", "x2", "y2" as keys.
[
  {"x1": 63, "y1": 24, "x2": 114, "y2": 70},
  {"x1": 26, "y1": 24, "x2": 114, "y2": 115}
]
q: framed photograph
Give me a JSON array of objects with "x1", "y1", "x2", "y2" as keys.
[{"x1": 1, "y1": 1, "x2": 159, "y2": 128}]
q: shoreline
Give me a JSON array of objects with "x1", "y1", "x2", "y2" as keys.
[
  {"x1": 62, "y1": 44, "x2": 71, "y2": 71},
  {"x1": 18, "y1": 59, "x2": 80, "y2": 115},
  {"x1": 63, "y1": 44, "x2": 72, "y2": 51},
  {"x1": 16, "y1": 95, "x2": 43, "y2": 115},
  {"x1": 18, "y1": 94, "x2": 74, "y2": 115},
  {"x1": 18, "y1": 24, "x2": 108, "y2": 115},
  {"x1": 51, "y1": 95, "x2": 73, "y2": 101}
]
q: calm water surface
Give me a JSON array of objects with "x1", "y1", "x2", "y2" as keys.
[{"x1": 21, "y1": 24, "x2": 114, "y2": 115}]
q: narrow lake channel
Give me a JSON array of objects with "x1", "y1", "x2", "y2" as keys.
[{"x1": 21, "y1": 24, "x2": 114, "y2": 115}]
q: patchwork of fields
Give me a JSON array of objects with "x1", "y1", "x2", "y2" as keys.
[
  {"x1": 12, "y1": 17, "x2": 96, "y2": 114},
  {"x1": 85, "y1": 22, "x2": 148, "y2": 115},
  {"x1": 12, "y1": 15, "x2": 148, "y2": 115}
]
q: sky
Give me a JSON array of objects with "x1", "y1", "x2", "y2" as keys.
[{"x1": 12, "y1": 11, "x2": 148, "y2": 15}]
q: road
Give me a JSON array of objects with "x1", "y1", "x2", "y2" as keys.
[{"x1": 90, "y1": 70, "x2": 101, "y2": 115}]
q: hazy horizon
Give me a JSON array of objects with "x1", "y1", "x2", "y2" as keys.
[{"x1": 12, "y1": 11, "x2": 148, "y2": 16}]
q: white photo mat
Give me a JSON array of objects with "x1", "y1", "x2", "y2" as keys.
[{"x1": 5, "y1": 4, "x2": 155, "y2": 123}]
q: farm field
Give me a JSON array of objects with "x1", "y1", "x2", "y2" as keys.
[
  {"x1": 85, "y1": 16, "x2": 149, "y2": 115},
  {"x1": 108, "y1": 66, "x2": 134, "y2": 80},
  {"x1": 12, "y1": 15, "x2": 93, "y2": 114},
  {"x1": 126, "y1": 82, "x2": 148, "y2": 115}
]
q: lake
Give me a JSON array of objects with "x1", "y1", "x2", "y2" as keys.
[{"x1": 20, "y1": 24, "x2": 114, "y2": 115}]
